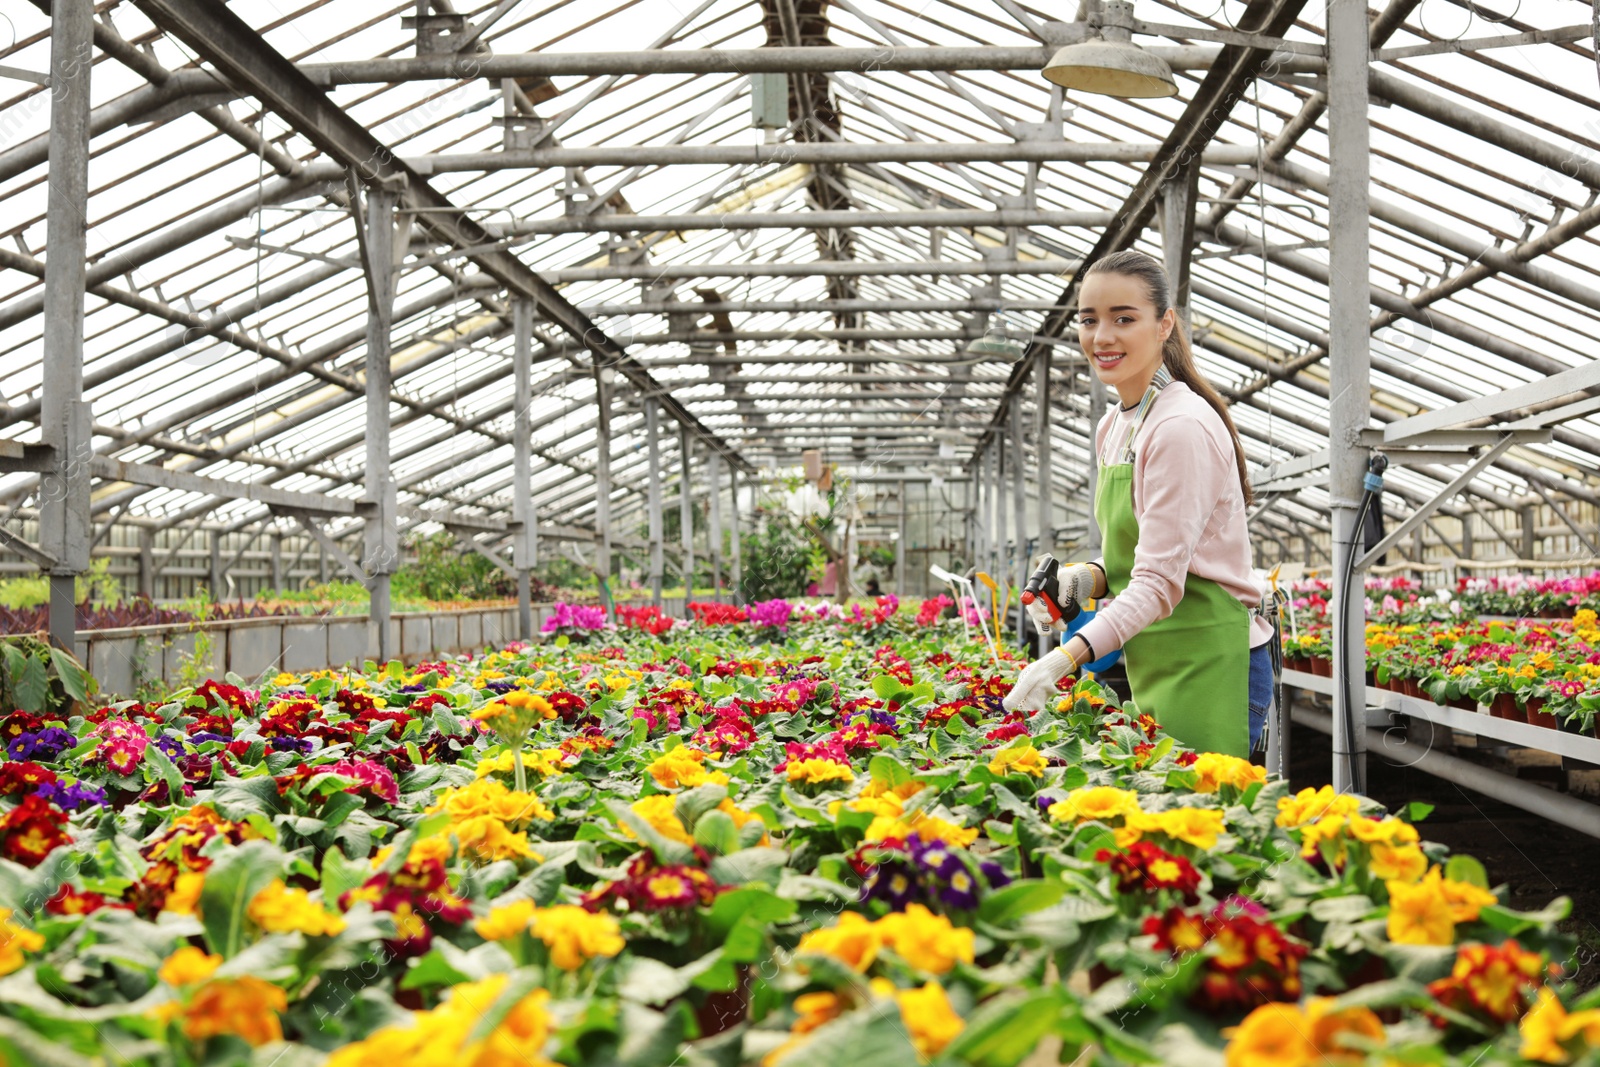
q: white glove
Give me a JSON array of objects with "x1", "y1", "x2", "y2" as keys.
[
  {"x1": 1001, "y1": 647, "x2": 1077, "y2": 713},
  {"x1": 1024, "y1": 563, "x2": 1100, "y2": 634}
]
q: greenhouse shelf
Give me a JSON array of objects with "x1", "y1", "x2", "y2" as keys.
[{"x1": 1281, "y1": 669, "x2": 1600, "y2": 764}]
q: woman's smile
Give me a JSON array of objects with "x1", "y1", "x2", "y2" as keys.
[{"x1": 1092, "y1": 350, "x2": 1126, "y2": 371}]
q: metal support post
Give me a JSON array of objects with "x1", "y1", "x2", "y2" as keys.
[
  {"x1": 707, "y1": 448, "x2": 724, "y2": 604},
  {"x1": 1520, "y1": 504, "x2": 1537, "y2": 559},
  {"x1": 360, "y1": 186, "x2": 400, "y2": 662},
  {"x1": 1161, "y1": 158, "x2": 1199, "y2": 326},
  {"x1": 209, "y1": 531, "x2": 224, "y2": 598},
  {"x1": 645, "y1": 398, "x2": 664, "y2": 609},
  {"x1": 269, "y1": 531, "x2": 284, "y2": 591},
  {"x1": 594, "y1": 367, "x2": 613, "y2": 621},
  {"x1": 39, "y1": 0, "x2": 93, "y2": 652},
  {"x1": 1035, "y1": 348, "x2": 1054, "y2": 656},
  {"x1": 990, "y1": 441, "x2": 1004, "y2": 579},
  {"x1": 897, "y1": 480, "x2": 908, "y2": 597},
  {"x1": 729, "y1": 465, "x2": 742, "y2": 605},
  {"x1": 137, "y1": 528, "x2": 155, "y2": 600},
  {"x1": 679, "y1": 427, "x2": 695, "y2": 602},
  {"x1": 1011, "y1": 401, "x2": 1028, "y2": 645},
  {"x1": 1327, "y1": 0, "x2": 1371, "y2": 795},
  {"x1": 512, "y1": 297, "x2": 535, "y2": 639}
]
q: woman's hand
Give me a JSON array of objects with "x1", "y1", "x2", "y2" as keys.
[
  {"x1": 1002, "y1": 647, "x2": 1077, "y2": 713},
  {"x1": 1023, "y1": 562, "x2": 1104, "y2": 634}
]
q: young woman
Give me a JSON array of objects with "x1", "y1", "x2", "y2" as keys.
[{"x1": 1003, "y1": 250, "x2": 1274, "y2": 757}]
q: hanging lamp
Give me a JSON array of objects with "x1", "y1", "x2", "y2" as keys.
[
  {"x1": 964, "y1": 309, "x2": 1030, "y2": 362},
  {"x1": 1042, "y1": 0, "x2": 1178, "y2": 99}
]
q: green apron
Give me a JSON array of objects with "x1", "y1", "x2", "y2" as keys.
[{"x1": 1094, "y1": 380, "x2": 1250, "y2": 757}]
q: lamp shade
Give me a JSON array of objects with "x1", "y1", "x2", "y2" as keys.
[
  {"x1": 965, "y1": 310, "x2": 1029, "y2": 362},
  {"x1": 1042, "y1": 38, "x2": 1178, "y2": 98}
]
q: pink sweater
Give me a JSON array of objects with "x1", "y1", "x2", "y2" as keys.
[{"x1": 1077, "y1": 381, "x2": 1274, "y2": 656}]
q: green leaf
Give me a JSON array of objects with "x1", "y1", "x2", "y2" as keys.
[
  {"x1": 868, "y1": 753, "x2": 913, "y2": 787},
  {"x1": 1444, "y1": 854, "x2": 1488, "y2": 890},
  {"x1": 320, "y1": 845, "x2": 368, "y2": 905},
  {"x1": 212, "y1": 774, "x2": 286, "y2": 819},
  {"x1": 318, "y1": 791, "x2": 365, "y2": 829},
  {"x1": 400, "y1": 946, "x2": 473, "y2": 991},
  {"x1": 693, "y1": 809, "x2": 741, "y2": 856},
  {"x1": 941, "y1": 988, "x2": 1064, "y2": 1067},
  {"x1": 48, "y1": 648, "x2": 92, "y2": 706},
  {"x1": 764, "y1": 998, "x2": 918, "y2": 1067},
  {"x1": 197, "y1": 839, "x2": 283, "y2": 958},
  {"x1": 870, "y1": 675, "x2": 911, "y2": 701},
  {"x1": 465, "y1": 968, "x2": 547, "y2": 1044},
  {"x1": 1406, "y1": 801, "x2": 1435, "y2": 823},
  {"x1": 674, "y1": 782, "x2": 729, "y2": 831},
  {"x1": 143, "y1": 742, "x2": 186, "y2": 803},
  {"x1": 977, "y1": 879, "x2": 1067, "y2": 924},
  {"x1": 13, "y1": 653, "x2": 48, "y2": 714}
]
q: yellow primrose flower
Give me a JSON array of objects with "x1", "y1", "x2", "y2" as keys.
[
  {"x1": 474, "y1": 899, "x2": 536, "y2": 942},
  {"x1": 1386, "y1": 867, "x2": 1457, "y2": 946},
  {"x1": 796, "y1": 911, "x2": 881, "y2": 972},
  {"x1": 0, "y1": 908, "x2": 45, "y2": 976},
  {"x1": 1190, "y1": 752, "x2": 1266, "y2": 794},
  {"x1": 528, "y1": 905, "x2": 624, "y2": 970},
  {"x1": 1122, "y1": 807, "x2": 1227, "y2": 851},
  {"x1": 324, "y1": 974, "x2": 556, "y2": 1067},
  {"x1": 1519, "y1": 986, "x2": 1600, "y2": 1065},
  {"x1": 158, "y1": 946, "x2": 222, "y2": 987},
  {"x1": 876, "y1": 979, "x2": 965, "y2": 1062},
  {"x1": 626, "y1": 794, "x2": 695, "y2": 846},
  {"x1": 1275, "y1": 785, "x2": 1360, "y2": 829},
  {"x1": 162, "y1": 871, "x2": 205, "y2": 916},
  {"x1": 987, "y1": 744, "x2": 1047, "y2": 778},
  {"x1": 1368, "y1": 843, "x2": 1428, "y2": 883},
  {"x1": 648, "y1": 748, "x2": 727, "y2": 790},
  {"x1": 876, "y1": 904, "x2": 975, "y2": 975},
  {"x1": 864, "y1": 811, "x2": 978, "y2": 848},
  {"x1": 248, "y1": 879, "x2": 347, "y2": 937},
  {"x1": 1223, "y1": 997, "x2": 1384, "y2": 1067},
  {"x1": 1047, "y1": 786, "x2": 1141, "y2": 825},
  {"x1": 787, "y1": 758, "x2": 855, "y2": 786}
]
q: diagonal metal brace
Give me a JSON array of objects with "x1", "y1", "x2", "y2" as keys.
[
  {"x1": 1355, "y1": 436, "x2": 1515, "y2": 571},
  {"x1": 278, "y1": 508, "x2": 368, "y2": 586},
  {"x1": 0, "y1": 526, "x2": 57, "y2": 569},
  {"x1": 445, "y1": 524, "x2": 516, "y2": 578}
]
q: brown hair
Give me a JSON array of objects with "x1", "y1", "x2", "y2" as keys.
[{"x1": 1083, "y1": 249, "x2": 1254, "y2": 505}]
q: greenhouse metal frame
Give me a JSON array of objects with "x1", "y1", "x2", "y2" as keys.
[{"x1": 3, "y1": 0, "x2": 1600, "y2": 802}]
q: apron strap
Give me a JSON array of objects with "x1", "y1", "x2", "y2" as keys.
[{"x1": 1099, "y1": 364, "x2": 1173, "y2": 467}]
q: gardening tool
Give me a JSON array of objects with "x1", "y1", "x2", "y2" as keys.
[
  {"x1": 960, "y1": 568, "x2": 1003, "y2": 665},
  {"x1": 975, "y1": 571, "x2": 1004, "y2": 659},
  {"x1": 928, "y1": 565, "x2": 970, "y2": 645},
  {"x1": 1020, "y1": 554, "x2": 1082, "y2": 634}
]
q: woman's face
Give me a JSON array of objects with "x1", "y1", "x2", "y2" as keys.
[{"x1": 1077, "y1": 271, "x2": 1174, "y2": 400}]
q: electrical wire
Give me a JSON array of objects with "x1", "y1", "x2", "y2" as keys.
[{"x1": 1335, "y1": 461, "x2": 1384, "y2": 795}]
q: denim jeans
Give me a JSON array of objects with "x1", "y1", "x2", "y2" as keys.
[{"x1": 1248, "y1": 642, "x2": 1273, "y2": 752}]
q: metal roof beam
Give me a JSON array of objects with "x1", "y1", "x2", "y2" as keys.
[
  {"x1": 544, "y1": 259, "x2": 1077, "y2": 282},
  {"x1": 972, "y1": 0, "x2": 1313, "y2": 463},
  {"x1": 133, "y1": 0, "x2": 754, "y2": 478},
  {"x1": 411, "y1": 141, "x2": 1263, "y2": 173},
  {"x1": 506, "y1": 208, "x2": 1115, "y2": 235}
]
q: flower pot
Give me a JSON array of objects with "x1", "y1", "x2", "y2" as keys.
[
  {"x1": 1524, "y1": 698, "x2": 1557, "y2": 729},
  {"x1": 1310, "y1": 656, "x2": 1332, "y2": 677},
  {"x1": 695, "y1": 965, "x2": 753, "y2": 1036},
  {"x1": 1448, "y1": 696, "x2": 1478, "y2": 712},
  {"x1": 1490, "y1": 692, "x2": 1524, "y2": 723},
  {"x1": 1088, "y1": 962, "x2": 1120, "y2": 992}
]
